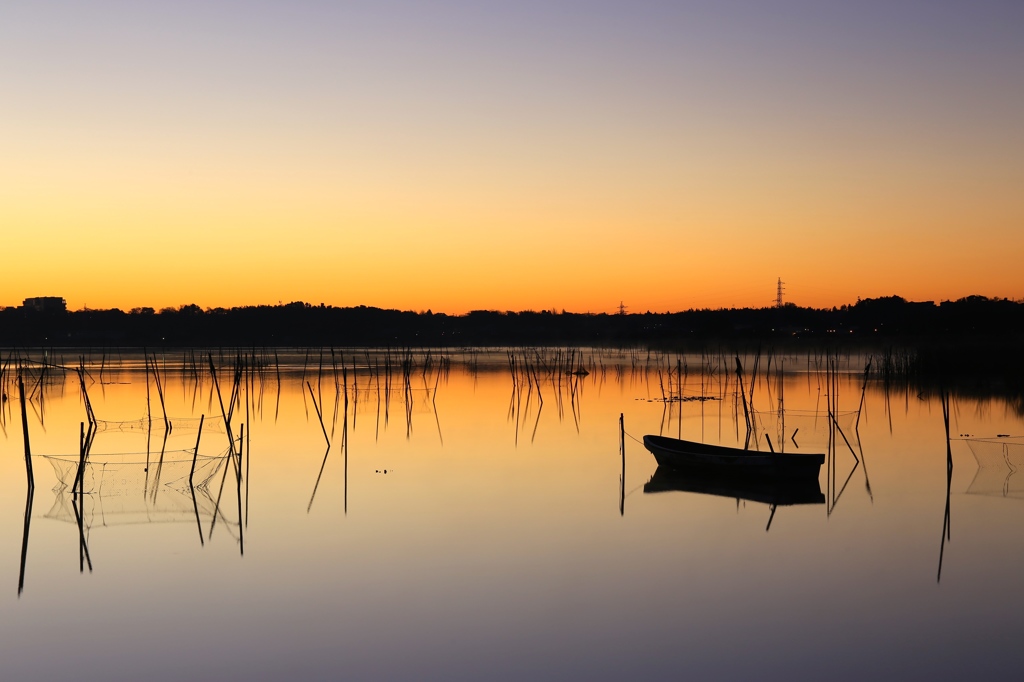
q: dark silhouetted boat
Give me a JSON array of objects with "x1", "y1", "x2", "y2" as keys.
[
  {"x1": 643, "y1": 465, "x2": 825, "y2": 506},
  {"x1": 642, "y1": 434, "x2": 824, "y2": 479}
]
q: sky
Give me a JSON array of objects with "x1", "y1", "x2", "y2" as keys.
[{"x1": 2, "y1": 0, "x2": 1023, "y2": 313}]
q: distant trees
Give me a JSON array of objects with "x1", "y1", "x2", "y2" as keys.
[{"x1": 0, "y1": 296, "x2": 1021, "y2": 348}]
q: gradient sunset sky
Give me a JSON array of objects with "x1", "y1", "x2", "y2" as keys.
[{"x1": 3, "y1": 0, "x2": 1022, "y2": 313}]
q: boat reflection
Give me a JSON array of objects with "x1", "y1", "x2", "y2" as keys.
[{"x1": 643, "y1": 466, "x2": 825, "y2": 507}]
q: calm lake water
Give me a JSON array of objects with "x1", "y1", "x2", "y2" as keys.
[{"x1": 2, "y1": 348, "x2": 1023, "y2": 681}]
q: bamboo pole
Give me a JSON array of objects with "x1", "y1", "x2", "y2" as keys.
[
  {"x1": 19, "y1": 376, "x2": 33, "y2": 486},
  {"x1": 619, "y1": 413, "x2": 626, "y2": 517},
  {"x1": 190, "y1": 415, "x2": 205, "y2": 485}
]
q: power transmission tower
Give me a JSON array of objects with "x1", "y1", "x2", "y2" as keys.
[
  {"x1": 618, "y1": 301, "x2": 628, "y2": 315},
  {"x1": 776, "y1": 278, "x2": 785, "y2": 308}
]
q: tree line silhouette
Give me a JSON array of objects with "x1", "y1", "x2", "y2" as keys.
[{"x1": 2, "y1": 295, "x2": 1021, "y2": 350}]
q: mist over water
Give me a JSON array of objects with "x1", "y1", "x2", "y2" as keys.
[{"x1": 2, "y1": 348, "x2": 1023, "y2": 681}]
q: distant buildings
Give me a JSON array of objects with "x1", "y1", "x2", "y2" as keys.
[{"x1": 22, "y1": 296, "x2": 67, "y2": 313}]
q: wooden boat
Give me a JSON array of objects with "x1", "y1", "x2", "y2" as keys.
[
  {"x1": 643, "y1": 466, "x2": 825, "y2": 506},
  {"x1": 642, "y1": 434, "x2": 824, "y2": 479}
]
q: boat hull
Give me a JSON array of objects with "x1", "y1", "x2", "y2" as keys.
[{"x1": 642, "y1": 435, "x2": 824, "y2": 479}]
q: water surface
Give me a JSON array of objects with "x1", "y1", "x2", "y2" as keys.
[{"x1": 2, "y1": 349, "x2": 1023, "y2": 681}]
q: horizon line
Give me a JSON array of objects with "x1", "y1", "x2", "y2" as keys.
[{"x1": 8, "y1": 293, "x2": 1023, "y2": 317}]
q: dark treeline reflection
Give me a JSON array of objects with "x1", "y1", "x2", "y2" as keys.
[{"x1": 3, "y1": 296, "x2": 1023, "y2": 349}]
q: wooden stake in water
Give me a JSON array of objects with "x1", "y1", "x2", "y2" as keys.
[
  {"x1": 237, "y1": 423, "x2": 244, "y2": 483},
  {"x1": 236, "y1": 422, "x2": 244, "y2": 556},
  {"x1": 942, "y1": 390, "x2": 952, "y2": 473},
  {"x1": 938, "y1": 388, "x2": 953, "y2": 582},
  {"x1": 307, "y1": 381, "x2": 330, "y2": 448},
  {"x1": 73, "y1": 421, "x2": 85, "y2": 496},
  {"x1": 855, "y1": 358, "x2": 871, "y2": 433},
  {"x1": 18, "y1": 480, "x2": 34, "y2": 596},
  {"x1": 145, "y1": 348, "x2": 152, "y2": 424},
  {"x1": 734, "y1": 357, "x2": 751, "y2": 435},
  {"x1": 19, "y1": 376, "x2": 33, "y2": 486},
  {"x1": 619, "y1": 413, "x2": 626, "y2": 516},
  {"x1": 190, "y1": 414, "x2": 205, "y2": 485}
]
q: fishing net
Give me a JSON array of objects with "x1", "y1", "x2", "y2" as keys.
[
  {"x1": 965, "y1": 438, "x2": 1024, "y2": 500},
  {"x1": 750, "y1": 408, "x2": 860, "y2": 453},
  {"x1": 170, "y1": 415, "x2": 225, "y2": 433},
  {"x1": 92, "y1": 414, "x2": 225, "y2": 434},
  {"x1": 40, "y1": 449, "x2": 238, "y2": 530},
  {"x1": 93, "y1": 418, "x2": 150, "y2": 434}
]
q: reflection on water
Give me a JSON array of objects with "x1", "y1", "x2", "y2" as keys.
[
  {"x1": 2, "y1": 348, "x2": 1024, "y2": 680},
  {"x1": 964, "y1": 438, "x2": 1024, "y2": 500},
  {"x1": 644, "y1": 466, "x2": 826, "y2": 507}
]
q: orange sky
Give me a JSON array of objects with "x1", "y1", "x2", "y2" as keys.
[{"x1": 3, "y1": 2, "x2": 1022, "y2": 314}]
